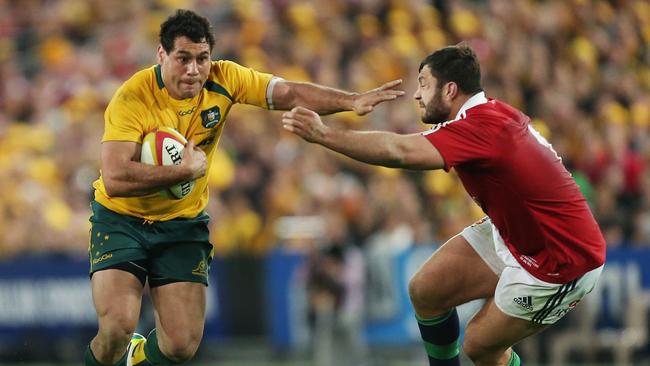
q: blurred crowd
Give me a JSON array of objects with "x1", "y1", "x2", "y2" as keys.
[{"x1": 0, "y1": 0, "x2": 649, "y2": 259}]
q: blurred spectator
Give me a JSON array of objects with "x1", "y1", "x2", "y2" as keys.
[{"x1": 0, "y1": 0, "x2": 648, "y2": 260}]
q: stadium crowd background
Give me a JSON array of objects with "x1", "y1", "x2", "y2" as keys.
[{"x1": 0, "y1": 0, "x2": 648, "y2": 363}]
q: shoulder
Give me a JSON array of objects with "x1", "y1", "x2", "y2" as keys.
[
  {"x1": 209, "y1": 60, "x2": 248, "y2": 78},
  {"x1": 466, "y1": 99, "x2": 528, "y2": 128},
  {"x1": 468, "y1": 99, "x2": 527, "y2": 121},
  {"x1": 113, "y1": 65, "x2": 158, "y2": 107},
  {"x1": 204, "y1": 61, "x2": 238, "y2": 100},
  {"x1": 208, "y1": 60, "x2": 273, "y2": 103}
]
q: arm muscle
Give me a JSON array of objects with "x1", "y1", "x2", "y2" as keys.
[
  {"x1": 101, "y1": 141, "x2": 192, "y2": 197},
  {"x1": 321, "y1": 130, "x2": 445, "y2": 170}
]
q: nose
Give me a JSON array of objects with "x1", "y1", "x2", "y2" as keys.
[
  {"x1": 413, "y1": 89, "x2": 421, "y2": 100},
  {"x1": 186, "y1": 60, "x2": 199, "y2": 75}
]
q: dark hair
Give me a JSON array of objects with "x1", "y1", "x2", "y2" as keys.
[
  {"x1": 159, "y1": 9, "x2": 215, "y2": 53},
  {"x1": 419, "y1": 43, "x2": 482, "y2": 95}
]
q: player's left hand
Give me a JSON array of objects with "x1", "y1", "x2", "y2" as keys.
[
  {"x1": 352, "y1": 79, "x2": 404, "y2": 115},
  {"x1": 282, "y1": 106, "x2": 328, "y2": 143}
]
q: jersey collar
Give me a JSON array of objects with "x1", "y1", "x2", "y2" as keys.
[
  {"x1": 455, "y1": 91, "x2": 488, "y2": 120},
  {"x1": 154, "y1": 64, "x2": 165, "y2": 89}
]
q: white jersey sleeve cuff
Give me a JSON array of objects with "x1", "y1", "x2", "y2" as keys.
[{"x1": 266, "y1": 77, "x2": 283, "y2": 110}]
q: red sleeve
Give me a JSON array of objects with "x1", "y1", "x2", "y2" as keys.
[{"x1": 423, "y1": 116, "x2": 500, "y2": 171}]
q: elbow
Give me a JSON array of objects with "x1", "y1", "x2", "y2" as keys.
[
  {"x1": 387, "y1": 142, "x2": 428, "y2": 170},
  {"x1": 382, "y1": 144, "x2": 408, "y2": 168},
  {"x1": 102, "y1": 176, "x2": 127, "y2": 197},
  {"x1": 103, "y1": 180, "x2": 120, "y2": 198},
  {"x1": 273, "y1": 81, "x2": 300, "y2": 110}
]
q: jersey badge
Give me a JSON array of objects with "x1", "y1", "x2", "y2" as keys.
[{"x1": 201, "y1": 106, "x2": 221, "y2": 128}]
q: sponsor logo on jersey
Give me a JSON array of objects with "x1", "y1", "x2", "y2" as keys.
[
  {"x1": 513, "y1": 295, "x2": 533, "y2": 311},
  {"x1": 178, "y1": 106, "x2": 196, "y2": 116},
  {"x1": 201, "y1": 106, "x2": 221, "y2": 128}
]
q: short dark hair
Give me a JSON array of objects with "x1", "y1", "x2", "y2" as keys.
[
  {"x1": 159, "y1": 9, "x2": 215, "y2": 53},
  {"x1": 419, "y1": 43, "x2": 482, "y2": 95}
]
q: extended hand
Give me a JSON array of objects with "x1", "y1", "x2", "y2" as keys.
[
  {"x1": 180, "y1": 140, "x2": 207, "y2": 179},
  {"x1": 352, "y1": 79, "x2": 404, "y2": 115},
  {"x1": 282, "y1": 107, "x2": 328, "y2": 143}
]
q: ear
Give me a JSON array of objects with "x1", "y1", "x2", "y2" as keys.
[
  {"x1": 156, "y1": 45, "x2": 166, "y2": 64},
  {"x1": 444, "y1": 82, "x2": 459, "y2": 101}
]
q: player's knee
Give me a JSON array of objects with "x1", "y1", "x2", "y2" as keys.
[
  {"x1": 462, "y1": 333, "x2": 500, "y2": 363},
  {"x1": 97, "y1": 311, "x2": 138, "y2": 345},
  {"x1": 408, "y1": 272, "x2": 448, "y2": 313},
  {"x1": 463, "y1": 338, "x2": 487, "y2": 362},
  {"x1": 96, "y1": 326, "x2": 132, "y2": 354},
  {"x1": 104, "y1": 315, "x2": 137, "y2": 335},
  {"x1": 162, "y1": 332, "x2": 201, "y2": 363}
]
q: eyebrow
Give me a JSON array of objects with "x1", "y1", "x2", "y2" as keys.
[{"x1": 176, "y1": 50, "x2": 210, "y2": 57}]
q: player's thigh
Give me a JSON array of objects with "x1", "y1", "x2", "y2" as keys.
[
  {"x1": 463, "y1": 298, "x2": 547, "y2": 358},
  {"x1": 89, "y1": 200, "x2": 149, "y2": 277},
  {"x1": 464, "y1": 263, "x2": 604, "y2": 357},
  {"x1": 409, "y1": 232, "x2": 499, "y2": 313},
  {"x1": 495, "y1": 264, "x2": 603, "y2": 325},
  {"x1": 148, "y1": 242, "x2": 212, "y2": 340},
  {"x1": 91, "y1": 269, "x2": 144, "y2": 334},
  {"x1": 150, "y1": 281, "x2": 207, "y2": 346}
]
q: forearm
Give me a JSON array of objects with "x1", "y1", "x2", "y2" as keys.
[
  {"x1": 103, "y1": 161, "x2": 192, "y2": 197},
  {"x1": 279, "y1": 81, "x2": 357, "y2": 115},
  {"x1": 319, "y1": 129, "x2": 408, "y2": 168}
]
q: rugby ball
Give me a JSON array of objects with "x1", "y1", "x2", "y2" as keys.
[{"x1": 140, "y1": 127, "x2": 195, "y2": 199}]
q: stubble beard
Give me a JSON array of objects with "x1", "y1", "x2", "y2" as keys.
[{"x1": 421, "y1": 92, "x2": 451, "y2": 125}]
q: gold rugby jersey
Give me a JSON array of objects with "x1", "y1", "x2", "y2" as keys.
[{"x1": 93, "y1": 61, "x2": 275, "y2": 220}]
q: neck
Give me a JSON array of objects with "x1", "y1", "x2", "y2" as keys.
[{"x1": 448, "y1": 93, "x2": 471, "y2": 119}]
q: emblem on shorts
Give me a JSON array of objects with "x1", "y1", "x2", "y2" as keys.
[
  {"x1": 513, "y1": 296, "x2": 533, "y2": 311},
  {"x1": 201, "y1": 106, "x2": 221, "y2": 128},
  {"x1": 191, "y1": 259, "x2": 208, "y2": 277}
]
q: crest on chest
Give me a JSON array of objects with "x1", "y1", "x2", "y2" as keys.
[{"x1": 201, "y1": 106, "x2": 221, "y2": 128}]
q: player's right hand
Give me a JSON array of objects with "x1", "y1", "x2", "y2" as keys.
[
  {"x1": 181, "y1": 140, "x2": 207, "y2": 179},
  {"x1": 352, "y1": 79, "x2": 404, "y2": 115},
  {"x1": 282, "y1": 106, "x2": 328, "y2": 144}
]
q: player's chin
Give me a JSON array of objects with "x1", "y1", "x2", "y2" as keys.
[{"x1": 179, "y1": 87, "x2": 200, "y2": 99}]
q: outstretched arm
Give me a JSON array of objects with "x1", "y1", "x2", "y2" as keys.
[
  {"x1": 271, "y1": 79, "x2": 405, "y2": 115},
  {"x1": 282, "y1": 107, "x2": 445, "y2": 170}
]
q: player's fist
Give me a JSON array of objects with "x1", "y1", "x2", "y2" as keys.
[{"x1": 181, "y1": 140, "x2": 207, "y2": 179}]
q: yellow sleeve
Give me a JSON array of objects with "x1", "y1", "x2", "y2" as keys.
[
  {"x1": 102, "y1": 86, "x2": 147, "y2": 143},
  {"x1": 218, "y1": 61, "x2": 274, "y2": 108}
]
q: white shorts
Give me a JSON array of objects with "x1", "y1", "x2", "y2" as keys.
[{"x1": 461, "y1": 217, "x2": 603, "y2": 325}]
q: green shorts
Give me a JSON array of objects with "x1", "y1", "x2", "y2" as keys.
[{"x1": 89, "y1": 200, "x2": 213, "y2": 286}]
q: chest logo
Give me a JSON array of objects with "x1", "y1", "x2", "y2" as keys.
[
  {"x1": 201, "y1": 106, "x2": 221, "y2": 128},
  {"x1": 178, "y1": 106, "x2": 196, "y2": 116}
]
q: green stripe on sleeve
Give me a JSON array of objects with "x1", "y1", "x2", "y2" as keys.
[{"x1": 204, "y1": 80, "x2": 233, "y2": 101}]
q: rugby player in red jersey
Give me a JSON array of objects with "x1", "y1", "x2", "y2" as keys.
[{"x1": 282, "y1": 44, "x2": 605, "y2": 366}]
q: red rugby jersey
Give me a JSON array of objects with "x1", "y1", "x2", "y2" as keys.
[{"x1": 423, "y1": 93, "x2": 605, "y2": 283}]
